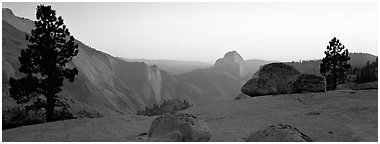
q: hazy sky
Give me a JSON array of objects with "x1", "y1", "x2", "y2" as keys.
[{"x1": 2, "y1": 2, "x2": 378, "y2": 63}]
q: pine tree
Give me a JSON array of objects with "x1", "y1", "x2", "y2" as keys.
[
  {"x1": 9, "y1": 5, "x2": 79, "y2": 122},
  {"x1": 320, "y1": 37, "x2": 351, "y2": 90}
]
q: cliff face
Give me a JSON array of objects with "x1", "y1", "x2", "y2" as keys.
[{"x1": 147, "y1": 65, "x2": 162, "y2": 102}]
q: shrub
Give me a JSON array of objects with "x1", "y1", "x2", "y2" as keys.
[
  {"x1": 137, "y1": 99, "x2": 192, "y2": 116},
  {"x1": 2, "y1": 106, "x2": 76, "y2": 130}
]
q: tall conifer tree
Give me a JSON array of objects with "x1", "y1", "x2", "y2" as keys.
[
  {"x1": 320, "y1": 37, "x2": 351, "y2": 90},
  {"x1": 9, "y1": 5, "x2": 79, "y2": 122}
]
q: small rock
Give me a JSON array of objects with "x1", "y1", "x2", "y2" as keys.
[
  {"x1": 138, "y1": 132, "x2": 147, "y2": 136},
  {"x1": 305, "y1": 112, "x2": 321, "y2": 115}
]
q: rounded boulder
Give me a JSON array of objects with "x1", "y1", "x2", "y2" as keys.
[
  {"x1": 246, "y1": 124, "x2": 313, "y2": 142},
  {"x1": 147, "y1": 112, "x2": 211, "y2": 142}
]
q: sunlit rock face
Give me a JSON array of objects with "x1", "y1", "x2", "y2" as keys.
[
  {"x1": 147, "y1": 65, "x2": 162, "y2": 103},
  {"x1": 214, "y1": 51, "x2": 247, "y2": 78}
]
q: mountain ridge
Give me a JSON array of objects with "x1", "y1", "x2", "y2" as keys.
[
  {"x1": 2, "y1": 8, "x2": 34, "y2": 34},
  {"x1": 121, "y1": 58, "x2": 212, "y2": 75}
]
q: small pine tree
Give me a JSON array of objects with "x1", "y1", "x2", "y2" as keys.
[
  {"x1": 320, "y1": 37, "x2": 351, "y2": 90},
  {"x1": 9, "y1": 5, "x2": 79, "y2": 122}
]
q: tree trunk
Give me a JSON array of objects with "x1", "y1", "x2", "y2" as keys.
[
  {"x1": 332, "y1": 64, "x2": 337, "y2": 90},
  {"x1": 332, "y1": 47, "x2": 337, "y2": 90},
  {"x1": 46, "y1": 94, "x2": 54, "y2": 122}
]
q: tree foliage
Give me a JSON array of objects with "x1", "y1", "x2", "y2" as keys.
[
  {"x1": 356, "y1": 58, "x2": 378, "y2": 83},
  {"x1": 137, "y1": 99, "x2": 191, "y2": 116},
  {"x1": 9, "y1": 5, "x2": 79, "y2": 122},
  {"x1": 320, "y1": 37, "x2": 351, "y2": 90}
]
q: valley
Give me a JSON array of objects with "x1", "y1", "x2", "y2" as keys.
[{"x1": 1, "y1": 5, "x2": 378, "y2": 142}]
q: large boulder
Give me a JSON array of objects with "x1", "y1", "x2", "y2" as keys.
[
  {"x1": 246, "y1": 124, "x2": 313, "y2": 142},
  {"x1": 292, "y1": 74, "x2": 326, "y2": 93},
  {"x1": 147, "y1": 112, "x2": 211, "y2": 142},
  {"x1": 255, "y1": 63, "x2": 301, "y2": 92},
  {"x1": 241, "y1": 63, "x2": 301, "y2": 96}
]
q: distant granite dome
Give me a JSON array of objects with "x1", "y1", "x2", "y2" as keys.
[
  {"x1": 214, "y1": 51, "x2": 247, "y2": 78},
  {"x1": 222, "y1": 51, "x2": 245, "y2": 64}
]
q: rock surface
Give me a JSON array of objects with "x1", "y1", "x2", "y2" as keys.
[
  {"x1": 147, "y1": 112, "x2": 211, "y2": 142},
  {"x1": 245, "y1": 124, "x2": 313, "y2": 142},
  {"x1": 241, "y1": 78, "x2": 277, "y2": 96},
  {"x1": 2, "y1": 90, "x2": 377, "y2": 142},
  {"x1": 292, "y1": 74, "x2": 326, "y2": 93},
  {"x1": 242, "y1": 63, "x2": 301, "y2": 96}
]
